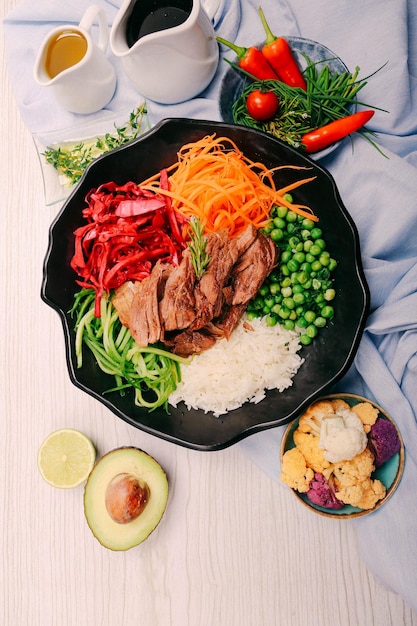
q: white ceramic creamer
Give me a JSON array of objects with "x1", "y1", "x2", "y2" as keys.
[
  {"x1": 110, "y1": 0, "x2": 219, "y2": 104},
  {"x1": 34, "y1": 5, "x2": 116, "y2": 114}
]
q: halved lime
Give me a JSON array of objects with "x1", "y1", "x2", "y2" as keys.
[{"x1": 37, "y1": 428, "x2": 96, "y2": 488}]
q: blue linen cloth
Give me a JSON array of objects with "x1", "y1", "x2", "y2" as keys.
[{"x1": 4, "y1": 0, "x2": 417, "y2": 612}]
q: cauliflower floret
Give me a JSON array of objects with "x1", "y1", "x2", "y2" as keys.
[
  {"x1": 297, "y1": 400, "x2": 340, "y2": 437},
  {"x1": 318, "y1": 406, "x2": 367, "y2": 462},
  {"x1": 331, "y1": 447, "x2": 386, "y2": 509},
  {"x1": 332, "y1": 447, "x2": 375, "y2": 486},
  {"x1": 307, "y1": 472, "x2": 344, "y2": 509},
  {"x1": 352, "y1": 402, "x2": 379, "y2": 433},
  {"x1": 336, "y1": 477, "x2": 386, "y2": 510},
  {"x1": 368, "y1": 417, "x2": 401, "y2": 467},
  {"x1": 293, "y1": 430, "x2": 331, "y2": 473},
  {"x1": 280, "y1": 447, "x2": 314, "y2": 493}
]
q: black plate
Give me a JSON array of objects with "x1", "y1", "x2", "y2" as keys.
[{"x1": 41, "y1": 118, "x2": 369, "y2": 451}]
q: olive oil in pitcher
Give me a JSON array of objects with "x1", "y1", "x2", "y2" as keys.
[{"x1": 45, "y1": 30, "x2": 88, "y2": 79}]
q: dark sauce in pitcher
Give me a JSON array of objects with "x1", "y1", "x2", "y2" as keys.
[{"x1": 126, "y1": 0, "x2": 193, "y2": 48}]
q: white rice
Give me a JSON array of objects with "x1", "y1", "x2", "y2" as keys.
[{"x1": 168, "y1": 316, "x2": 304, "y2": 417}]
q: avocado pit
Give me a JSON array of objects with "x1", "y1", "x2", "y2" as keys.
[{"x1": 105, "y1": 473, "x2": 149, "y2": 524}]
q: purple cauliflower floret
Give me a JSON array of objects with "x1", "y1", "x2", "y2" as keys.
[
  {"x1": 368, "y1": 417, "x2": 401, "y2": 467},
  {"x1": 306, "y1": 472, "x2": 344, "y2": 510}
]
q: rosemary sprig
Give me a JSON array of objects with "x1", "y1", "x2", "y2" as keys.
[
  {"x1": 188, "y1": 216, "x2": 210, "y2": 279},
  {"x1": 42, "y1": 103, "x2": 148, "y2": 187}
]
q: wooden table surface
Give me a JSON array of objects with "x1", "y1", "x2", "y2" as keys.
[{"x1": 1, "y1": 2, "x2": 417, "y2": 624}]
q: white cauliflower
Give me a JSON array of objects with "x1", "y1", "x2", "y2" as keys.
[{"x1": 318, "y1": 406, "x2": 367, "y2": 463}]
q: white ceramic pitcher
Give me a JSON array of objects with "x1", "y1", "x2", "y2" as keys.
[
  {"x1": 110, "y1": 0, "x2": 219, "y2": 104},
  {"x1": 34, "y1": 5, "x2": 116, "y2": 114}
]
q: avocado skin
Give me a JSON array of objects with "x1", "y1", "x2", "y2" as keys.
[{"x1": 84, "y1": 447, "x2": 169, "y2": 551}]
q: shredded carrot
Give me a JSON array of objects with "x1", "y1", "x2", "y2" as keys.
[{"x1": 140, "y1": 134, "x2": 318, "y2": 236}]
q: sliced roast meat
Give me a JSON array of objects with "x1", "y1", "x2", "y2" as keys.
[
  {"x1": 159, "y1": 247, "x2": 197, "y2": 331},
  {"x1": 190, "y1": 225, "x2": 257, "y2": 330},
  {"x1": 210, "y1": 303, "x2": 247, "y2": 339},
  {"x1": 163, "y1": 329, "x2": 217, "y2": 357},
  {"x1": 112, "y1": 281, "x2": 138, "y2": 328},
  {"x1": 231, "y1": 233, "x2": 278, "y2": 305},
  {"x1": 112, "y1": 225, "x2": 279, "y2": 355},
  {"x1": 123, "y1": 261, "x2": 169, "y2": 347}
]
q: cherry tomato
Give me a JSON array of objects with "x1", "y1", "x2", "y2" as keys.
[{"x1": 246, "y1": 89, "x2": 279, "y2": 121}]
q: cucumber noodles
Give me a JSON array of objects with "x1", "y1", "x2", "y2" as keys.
[{"x1": 70, "y1": 289, "x2": 190, "y2": 411}]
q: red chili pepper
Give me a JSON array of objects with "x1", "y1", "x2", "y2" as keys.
[
  {"x1": 216, "y1": 36, "x2": 279, "y2": 81},
  {"x1": 301, "y1": 110, "x2": 375, "y2": 153},
  {"x1": 258, "y1": 8, "x2": 307, "y2": 90}
]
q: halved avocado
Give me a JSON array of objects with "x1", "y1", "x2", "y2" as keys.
[{"x1": 84, "y1": 447, "x2": 169, "y2": 551}]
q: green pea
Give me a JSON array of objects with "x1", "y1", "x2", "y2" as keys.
[
  {"x1": 293, "y1": 284, "x2": 305, "y2": 294},
  {"x1": 283, "y1": 193, "x2": 293, "y2": 203},
  {"x1": 287, "y1": 259, "x2": 300, "y2": 273},
  {"x1": 319, "y1": 252, "x2": 330, "y2": 266},
  {"x1": 283, "y1": 297, "x2": 295, "y2": 309},
  {"x1": 324, "y1": 288, "x2": 336, "y2": 301},
  {"x1": 288, "y1": 236, "x2": 300, "y2": 249},
  {"x1": 296, "y1": 271, "x2": 309, "y2": 284},
  {"x1": 321, "y1": 305, "x2": 335, "y2": 319},
  {"x1": 293, "y1": 292, "x2": 305, "y2": 305},
  {"x1": 309, "y1": 244, "x2": 322, "y2": 256},
  {"x1": 273, "y1": 217, "x2": 286, "y2": 229},
  {"x1": 286, "y1": 210, "x2": 298, "y2": 223},
  {"x1": 281, "y1": 286, "x2": 292, "y2": 298},
  {"x1": 302, "y1": 218, "x2": 315, "y2": 230},
  {"x1": 283, "y1": 320, "x2": 295, "y2": 331},
  {"x1": 304, "y1": 310, "x2": 316, "y2": 323},
  {"x1": 314, "y1": 316, "x2": 327, "y2": 328},
  {"x1": 293, "y1": 252, "x2": 306, "y2": 264},
  {"x1": 278, "y1": 306, "x2": 291, "y2": 319},
  {"x1": 328, "y1": 258, "x2": 338, "y2": 271},
  {"x1": 311, "y1": 227, "x2": 323, "y2": 240},
  {"x1": 270, "y1": 228, "x2": 284, "y2": 242},
  {"x1": 277, "y1": 205, "x2": 288, "y2": 218},
  {"x1": 266, "y1": 313, "x2": 278, "y2": 327},
  {"x1": 299, "y1": 333, "x2": 313, "y2": 346},
  {"x1": 281, "y1": 250, "x2": 292, "y2": 264},
  {"x1": 296, "y1": 317, "x2": 308, "y2": 329},
  {"x1": 306, "y1": 324, "x2": 318, "y2": 338},
  {"x1": 269, "y1": 283, "x2": 281, "y2": 296}
]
